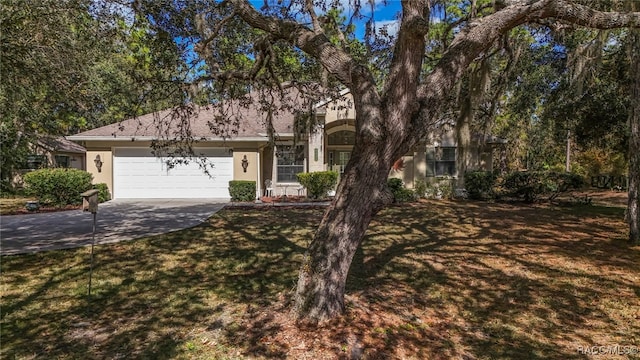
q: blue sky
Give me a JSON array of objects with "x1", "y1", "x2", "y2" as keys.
[{"x1": 247, "y1": 0, "x2": 404, "y2": 39}]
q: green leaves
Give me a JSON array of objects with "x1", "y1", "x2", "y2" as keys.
[
  {"x1": 23, "y1": 168, "x2": 93, "y2": 206},
  {"x1": 296, "y1": 171, "x2": 339, "y2": 199},
  {"x1": 229, "y1": 181, "x2": 257, "y2": 202}
]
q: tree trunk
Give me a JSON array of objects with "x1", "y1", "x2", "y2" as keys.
[
  {"x1": 628, "y1": 29, "x2": 640, "y2": 245},
  {"x1": 455, "y1": 95, "x2": 472, "y2": 188},
  {"x1": 294, "y1": 144, "x2": 393, "y2": 321}
]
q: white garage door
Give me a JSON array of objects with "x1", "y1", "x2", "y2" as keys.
[{"x1": 113, "y1": 148, "x2": 233, "y2": 199}]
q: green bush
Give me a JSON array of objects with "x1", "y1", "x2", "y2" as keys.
[
  {"x1": 503, "y1": 171, "x2": 546, "y2": 203},
  {"x1": 435, "y1": 179, "x2": 454, "y2": 200},
  {"x1": 414, "y1": 179, "x2": 428, "y2": 199},
  {"x1": 547, "y1": 172, "x2": 585, "y2": 200},
  {"x1": 502, "y1": 171, "x2": 584, "y2": 203},
  {"x1": 93, "y1": 183, "x2": 111, "y2": 203},
  {"x1": 228, "y1": 180, "x2": 256, "y2": 202},
  {"x1": 23, "y1": 168, "x2": 93, "y2": 206},
  {"x1": 387, "y1": 178, "x2": 417, "y2": 203},
  {"x1": 464, "y1": 171, "x2": 497, "y2": 200},
  {"x1": 296, "y1": 171, "x2": 338, "y2": 199}
]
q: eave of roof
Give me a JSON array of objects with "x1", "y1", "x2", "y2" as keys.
[
  {"x1": 313, "y1": 88, "x2": 351, "y2": 109},
  {"x1": 66, "y1": 135, "x2": 271, "y2": 142}
]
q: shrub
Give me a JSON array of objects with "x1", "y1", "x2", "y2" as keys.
[
  {"x1": 93, "y1": 183, "x2": 111, "y2": 203},
  {"x1": 387, "y1": 178, "x2": 417, "y2": 203},
  {"x1": 387, "y1": 178, "x2": 404, "y2": 192},
  {"x1": 502, "y1": 171, "x2": 584, "y2": 203},
  {"x1": 228, "y1": 180, "x2": 256, "y2": 202},
  {"x1": 23, "y1": 168, "x2": 93, "y2": 206},
  {"x1": 464, "y1": 171, "x2": 497, "y2": 200},
  {"x1": 502, "y1": 171, "x2": 546, "y2": 203},
  {"x1": 435, "y1": 179, "x2": 454, "y2": 200},
  {"x1": 296, "y1": 171, "x2": 338, "y2": 199},
  {"x1": 414, "y1": 179, "x2": 428, "y2": 199},
  {"x1": 546, "y1": 172, "x2": 585, "y2": 200}
]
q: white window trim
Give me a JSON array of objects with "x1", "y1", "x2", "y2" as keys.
[{"x1": 273, "y1": 142, "x2": 307, "y2": 184}]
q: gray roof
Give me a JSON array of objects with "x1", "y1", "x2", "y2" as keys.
[
  {"x1": 70, "y1": 88, "x2": 319, "y2": 141},
  {"x1": 38, "y1": 136, "x2": 86, "y2": 153}
]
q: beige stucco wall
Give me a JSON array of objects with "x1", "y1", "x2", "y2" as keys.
[
  {"x1": 413, "y1": 146, "x2": 427, "y2": 183},
  {"x1": 233, "y1": 150, "x2": 259, "y2": 181},
  {"x1": 324, "y1": 93, "x2": 356, "y2": 125},
  {"x1": 388, "y1": 154, "x2": 416, "y2": 188},
  {"x1": 307, "y1": 124, "x2": 325, "y2": 173},
  {"x1": 261, "y1": 146, "x2": 274, "y2": 192},
  {"x1": 64, "y1": 153, "x2": 86, "y2": 170},
  {"x1": 85, "y1": 150, "x2": 113, "y2": 194}
]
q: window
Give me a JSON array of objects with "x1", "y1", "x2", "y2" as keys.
[
  {"x1": 54, "y1": 155, "x2": 70, "y2": 168},
  {"x1": 277, "y1": 145, "x2": 305, "y2": 182},
  {"x1": 327, "y1": 130, "x2": 355, "y2": 145},
  {"x1": 25, "y1": 155, "x2": 46, "y2": 169},
  {"x1": 426, "y1": 147, "x2": 456, "y2": 177}
]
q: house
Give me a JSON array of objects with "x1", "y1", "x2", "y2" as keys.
[
  {"x1": 11, "y1": 136, "x2": 87, "y2": 190},
  {"x1": 68, "y1": 89, "x2": 503, "y2": 200},
  {"x1": 31, "y1": 136, "x2": 87, "y2": 170},
  {"x1": 19, "y1": 136, "x2": 86, "y2": 171}
]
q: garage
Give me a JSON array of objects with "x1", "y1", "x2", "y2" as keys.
[{"x1": 113, "y1": 148, "x2": 233, "y2": 199}]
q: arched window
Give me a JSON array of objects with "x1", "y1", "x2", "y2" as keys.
[{"x1": 327, "y1": 130, "x2": 355, "y2": 145}]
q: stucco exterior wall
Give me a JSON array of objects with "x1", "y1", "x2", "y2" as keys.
[
  {"x1": 233, "y1": 150, "x2": 259, "y2": 181},
  {"x1": 307, "y1": 123, "x2": 325, "y2": 172},
  {"x1": 85, "y1": 149, "x2": 113, "y2": 194},
  {"x1": 413, "y1": 147, "x2": 427, "y2": 182},
  {"x1": 64, "y1": 153, "x2": 86, "y2": 170},
  {"x1": 323, "y1": 93, "x2": 355, "y2": 125}
]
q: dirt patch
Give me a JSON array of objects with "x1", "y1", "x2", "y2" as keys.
[{"x1": 3, "y1": 203, "x2": 82, "y2": 215}]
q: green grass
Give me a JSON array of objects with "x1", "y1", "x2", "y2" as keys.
[
  {"x1": 1, "y1": 201, "x2": 639, "y2": 359},
  {"x1": 0, "y1": 196, "x2": 36, "y2": 215}
]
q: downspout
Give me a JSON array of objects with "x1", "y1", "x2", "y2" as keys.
[{"x1": 256, "y1": 149, "x2": 261, "y2": 200}]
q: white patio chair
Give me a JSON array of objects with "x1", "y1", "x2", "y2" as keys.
[{"x1": 264, "y1": 179, "x2": 274, "y2": 197}]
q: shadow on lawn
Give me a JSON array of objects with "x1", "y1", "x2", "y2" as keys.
[
  {"x1": 341, "y1": 201, "x2": 639, "y2": 359},
  {"x1": 1, "y1": 207, "x2": 318, "y2": 359},
  {"x1": 2, "y1": 202, "x2": 638, "y2": 359}
]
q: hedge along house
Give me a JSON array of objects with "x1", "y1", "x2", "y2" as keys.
[{"x1": 68, "y1": 88, "x2": 504, "y2": 200}]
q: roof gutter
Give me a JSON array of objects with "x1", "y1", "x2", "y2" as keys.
[{"x1": 67, "y1": 135, "x2": 271, "y2": 142}]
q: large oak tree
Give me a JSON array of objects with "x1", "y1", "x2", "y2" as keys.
[{"x1": 133, "y1": 0, "x2": 640, "y2": 321}]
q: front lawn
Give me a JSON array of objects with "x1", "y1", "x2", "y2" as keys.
[
  {"x1": 1, "y1": 201, "x2": 638, "y2": 359},
  {"x1": 0, "y1": 196, "x2": 35, "y2": 215}
]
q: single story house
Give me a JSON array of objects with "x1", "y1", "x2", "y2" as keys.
[
  {"x1": 68, "y1": 89, "x2": 503, "y2": 200},
  {"x1": 32, "y1": 136, "x2": 87, "y2": 170},
  {"x1": 11, "y1": 136, "x2": 87, "y2": 189}
]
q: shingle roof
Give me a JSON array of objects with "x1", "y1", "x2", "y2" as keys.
[
  {"x1": 38, "y1": 136, "x2": 86, "y2": 153},
  {"x1": 71, "y1": 88, "x2": 319, "y2": 140}
]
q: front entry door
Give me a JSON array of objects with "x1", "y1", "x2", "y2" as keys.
[{"x1": 329, "y1": 150, "x2": 352, "y2": 174}]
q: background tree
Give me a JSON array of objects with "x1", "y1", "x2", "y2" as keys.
[
  {"x1": 0, "y1": 0, "x2": 180, "y2": 191},
  {"x1": 628, "y1": 8, "x2": 640, "y2": 244}
]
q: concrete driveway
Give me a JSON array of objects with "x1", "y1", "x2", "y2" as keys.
[{"x1": 0, "y1": 199, "x2": 227, "y2": 255}]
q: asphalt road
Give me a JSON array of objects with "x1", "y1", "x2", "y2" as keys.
[{"x1": 0, "y1": 199, "x2": 227, "y2": 255}]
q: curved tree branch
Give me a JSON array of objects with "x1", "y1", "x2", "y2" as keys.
[
  {"x1": 228, "y1": 0, "x2": 372, "y2": 91},
  {"x1": 409, "y1": 0, "x2": 640, "y2": 148}
]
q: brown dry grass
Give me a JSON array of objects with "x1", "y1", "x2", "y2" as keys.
[
  {"x1": 1, "y1": 200, "x2": 638, "y2": 359},
  {"x1": 0, "y1": 196, "x2": 35, "y2": 215}
]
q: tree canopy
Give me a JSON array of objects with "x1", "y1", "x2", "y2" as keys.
[{"x1": 0, "y1": 0, "x2": 181, "y2": 189}]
